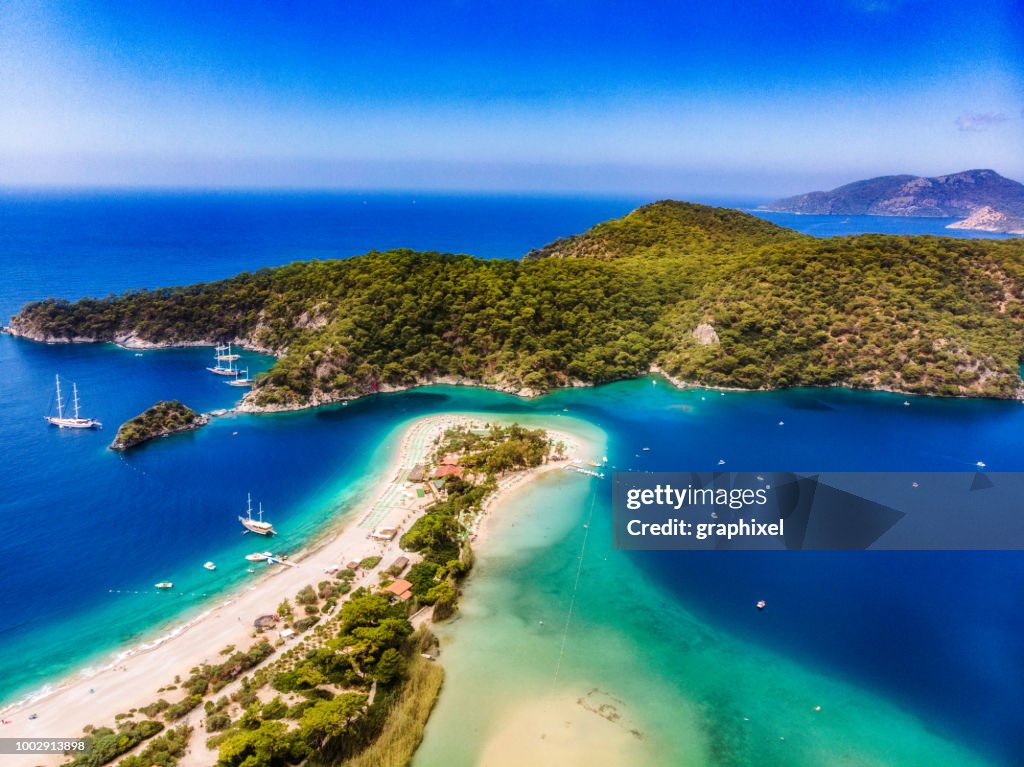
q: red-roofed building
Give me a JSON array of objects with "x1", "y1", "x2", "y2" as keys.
[
  {"x1": 383, "y1": 578, "x2": 414, "y2": 601},
  {"x1": 433, "y1": 464, "x2": 464, "y2": 479}
]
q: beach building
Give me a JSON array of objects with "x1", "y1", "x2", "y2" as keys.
[
  {"x1": 388, "y1": 556, "x2": 410, "y2": 575},
  {"x1": 407, "y1": 463, "x2": 427, "y2": 482},
  {"x1": 371, "y1": 526, "x2": 399, "y2": 541},
  {"x1": 383, "y1": 578, "x2": 414, "y2": 602},
  {"x1": 253, "y1": 614, "x2": 278, "y2": 629},
  {"x1": 346, "y1": 560, "x2": 361, "y2": 571},
  {"x1": 433, "y1": 464, "x2": 465, "y2": 479}
]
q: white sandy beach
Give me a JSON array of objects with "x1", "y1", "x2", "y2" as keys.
[{"x1": 0, "y1": 413, "x2": 589, "y2": 766}]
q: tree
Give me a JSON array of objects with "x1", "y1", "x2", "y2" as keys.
[
  {"x1": 425, "y1": 581, "x2": 455, "y2": 606},
  {"x1": 338, "y1": 593, "x2": 392, "y2": 634},
  {"x1": 217, "y1": 720, "x2": 306, "y2": 767},
  {"x1": 298, "y1": 694, "x2": 367, "y2": 748},
  {"x1": 405, "y1": 562, "x2": 441, "y2": 598},
  {"x1": 295, "y1": 585, "x2": 317, "y2": 606},
  {"x1": 374, "y1": 647, "x2": 405, "y2": 684}
]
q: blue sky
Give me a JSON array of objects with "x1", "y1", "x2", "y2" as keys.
[{"x1": 1, "y1": 0, "x2": 1021, "y2": 196}]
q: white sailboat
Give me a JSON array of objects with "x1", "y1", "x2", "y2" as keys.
[
  {"x1": 215, "y1": 343, "x2": 240, "y2": 362},
  {"x1": 45, "y1": 375, "x2": 101, "y2": 429},
  {"x1": 206, "y1": 345, "x2": 239, "y2": 377},
  {"x1": 227, "y1": 368, "x2": 253, "y2": 387},
  {"x1": 239, "y1": 493, "x2": 276, "y2": 536}
]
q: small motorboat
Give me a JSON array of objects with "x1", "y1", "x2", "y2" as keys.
[
  {"x1": 203, "y1": 561, "x2": 216, "y2": 571},
  {"x1": 756, "y1": 600, "x2": 766, "y2": 610},
  {"x1": 642, "y1": 447, "x2": 650, "y2": 452},
  {"x1": 976, "y1": 461, "x2": 987, "y2": 468},
  {"x1": 155, "y1": 582, "x2": 174, "y2": 590},
  {"x1": 245, "y1": 551, "x2": 273, "y2": 562},
  {"x1": 718, "y1": 459, "x2": 726, "y2": 465}
]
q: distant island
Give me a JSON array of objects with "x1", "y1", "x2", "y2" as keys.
[
  {"x1": 10, "y1": 201, "x2": 1024, "y2": 406},
  {"x1": 110, "y1": 400, "x2": 209, "y2": 450},
  {"x1": 762, "y1": 169, "x2": 1024, "y2": 235}
]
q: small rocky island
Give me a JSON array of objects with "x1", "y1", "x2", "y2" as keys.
[{"x1": 110, "y1": 400, "x2": 209, "y2": 450}]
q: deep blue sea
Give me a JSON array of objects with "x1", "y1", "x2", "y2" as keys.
[{"x1": 0, "y1": 191, "x2": 1021, "y2": 764}]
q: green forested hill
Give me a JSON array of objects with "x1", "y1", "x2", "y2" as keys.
[
  {"x1": 11, "y1": 201, "x2": 1024, "y2": 408},
  {"x1": 525, "y1": 199, "x2": 801, "y2": 261}
]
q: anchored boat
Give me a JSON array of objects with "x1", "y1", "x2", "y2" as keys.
[
  {"x1": 206, "y1": 345, "x2": 240, "y2": 376},
  {"x1": 227, "y1": 368, "x2": 253, "y2": 387},
  {"x1": 45, "y1": 375, "x2": 101, "y2": 429},
  {"x1": 239, "y1": 493, "x2": 276, "y2": 536},
  {"x1": 215, "y1": 343, "x2": 240, "y2": 362}
]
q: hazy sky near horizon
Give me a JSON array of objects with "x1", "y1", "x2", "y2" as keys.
[{"x1": 1, "y1": 0, "x2": 1022, "y2": 197}]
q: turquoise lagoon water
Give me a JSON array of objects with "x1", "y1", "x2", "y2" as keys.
[
  {"x1": 0, "y1": 191, "x2": 1021, "y2": 764},
  {"x1": 416, "y1": 465, "x2": 1014, "y2": 767}
]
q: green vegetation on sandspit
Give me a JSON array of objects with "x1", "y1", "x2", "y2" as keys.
[
  {"x1": 62, "y1": 423, "x2": 551, "y2": 767},
  {"x1": 17, "y1": 201, "x2": 1021, "y2": 403},
  {"x1": 401, "y1": 423, "x2": 553, "y2": 602},
  {"x1": 65, "y1": 581, "x2": 431, "y2": 767},
  {"x1": 339, "y1": 648, "x2": 444, "y2": 767},
  {"x1": 110, "y1": 400, "x2": 207, "y2": 450}
]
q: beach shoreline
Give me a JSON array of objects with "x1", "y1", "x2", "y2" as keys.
[{"x1": 0, "y1": 413, "x2": 592, "y2": 765}]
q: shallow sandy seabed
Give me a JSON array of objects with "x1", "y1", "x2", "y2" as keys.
[{"x1": 479, "y1": 691, "x2": 659, "y2": 767}]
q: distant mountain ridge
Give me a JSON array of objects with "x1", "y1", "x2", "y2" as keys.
[{"x1": 762, "y1": 169, "x2": 1024, "y2": 234}]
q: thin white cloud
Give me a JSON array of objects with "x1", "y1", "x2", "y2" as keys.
[{"x1": 955, "y1": 111, "x2": 1010, "y2": 132}]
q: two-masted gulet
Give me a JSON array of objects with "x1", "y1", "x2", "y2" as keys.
[
  {"x1": 206, "y1": 344, "x2": 240, "y2": 376},
  {"x1": 45, "y1": 374, "x2": 101, "y2": 429},
  {"x1": 239, "y1": 493, "x2": 277, "y2": 536},
  {"x1": 226, "y1": 368, "x2": 253, "y2": 387}
]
